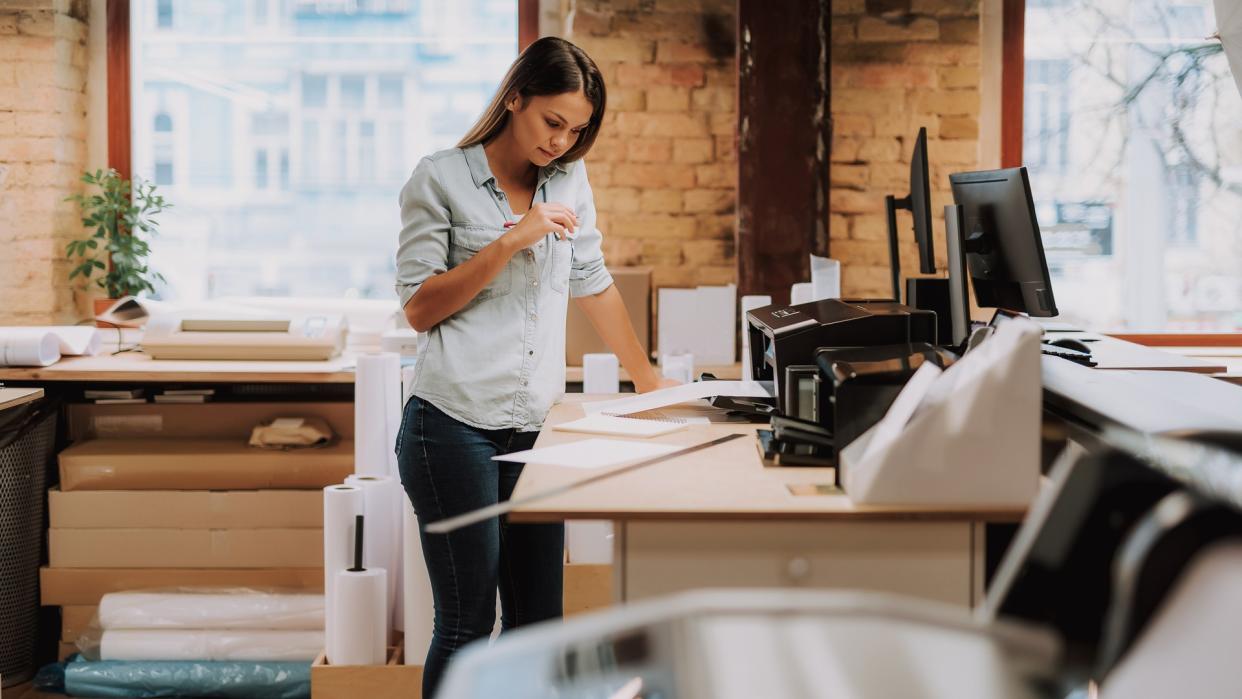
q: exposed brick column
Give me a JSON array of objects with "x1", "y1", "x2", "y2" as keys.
[
  {"x1": 830, "y1": 0, "x2": 981, "y2": 298},
  {"x1": 0, "y1": 0, "x2": 90, "y2": 324},
  {"x1": 570, "y1": 0, "x2": 737, "y2": 289}
]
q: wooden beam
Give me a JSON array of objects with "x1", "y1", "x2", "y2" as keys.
[
  {"x1": 106, "y1": 0, "x2": 131, "y2": 180},
  {"x1": 736, "y1": 0, "x2": 831, "y2": 302},
  {"x1": 1000, "y1": 0, "x2": 1024, "y2": 168},
  {"x1": 519, "y1": 0, "x2": 538, "y2": 52}
]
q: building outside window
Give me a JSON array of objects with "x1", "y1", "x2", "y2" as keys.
[
  {"x1": 1025, "y1": 0, "x2": 1242, "y2": 331},
  {"x1": 131, "y1": 0, "x2": 517, "y2": 302}
]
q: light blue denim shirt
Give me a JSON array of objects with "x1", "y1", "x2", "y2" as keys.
[{"x1": 395, "y1": 144, "x2": 614, "y2": 431}]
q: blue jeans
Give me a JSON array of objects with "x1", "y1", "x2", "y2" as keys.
[{"x1": 396, "y1": 395, "x2": 564, "y2": 699}]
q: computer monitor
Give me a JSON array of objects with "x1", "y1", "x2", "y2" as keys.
[
  {"x1": 948, "y1": 167, "x2": 1059, "y2": 318},
  {"x1": 884, "y1": 127, "x2": 935, "y2": 301}
]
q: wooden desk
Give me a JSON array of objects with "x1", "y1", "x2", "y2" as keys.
[
  {"x1": 1050, "y1": 333, "x2": 1227, "y2": 373},
  {"x1": 0, "y1": 352, "x2": 356, "y2": 384},
  {"x1": 511, "y1": 397, "x2": 1024, "y2": 608}
]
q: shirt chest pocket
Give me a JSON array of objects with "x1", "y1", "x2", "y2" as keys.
[
  {"x1": 550, "y1": 238, "x2": 572, "y2": 294},
  {"x1": 449, "y1": 225, "x2": 512, "y2": 305}
]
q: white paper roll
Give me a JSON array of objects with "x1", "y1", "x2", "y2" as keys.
[
  {"x1": 323, "y1": 484, "x2": 363, "y2": 664},
  {"x1": 333, "y1": 567, "x2": 388, "y2": 666},
  {"x1": 0, "y1": 328, "x2": 60, "y2": 367},
  {"x1": 0, "y1": 326, "x2": 101, "y2": 357},
  {"x1": 660, "y1": 353, "x2": 695, "y2": 384},
  {"x1": 99, "y1": 629, "x2": 324, "y2": 662},
  {"x1": 739, "y1": 295, "x2": 772, "y2": 382},
  {"x1": 790, "y1": 282, "x2": 814, "y2": 306},
  {"x1": 98, "y1": 592, "x2": 323, "y2": 630},
  {"x1": 355, "y1": 352, "x2": 402, "y2": 477},
  {"x1": 582, "y1": 353, "x2": 620, "y2": 394},
  {"x1": 402, "y1": 497, "x2": 433, "y2": 665},
  {"x1": 344, "y1": 474, "x2": 400, "y2": 641},
  {"x1": 566, "y1": 521, "x2": 613, "y2": 564}
]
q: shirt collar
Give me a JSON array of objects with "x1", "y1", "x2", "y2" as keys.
[{"x1": 463, "y1": 143, "x2": 568, "y2": 190}]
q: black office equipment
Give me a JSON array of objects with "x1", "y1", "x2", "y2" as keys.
[
  {"x1": 948, "y1": 167, "x2": 1058, "y2": 318},
  {"x1": 885, "y1": 127, "x2": 935, "y2": 302},
  {"x1": 1048, "y1": 337, "x2": 1091, "y2": 353},
  {"x1": 744, "y1": 299, "x2": 938, "y2": 411}
]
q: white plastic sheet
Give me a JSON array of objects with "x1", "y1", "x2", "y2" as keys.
[
  {"x1": 99, "y1": 629, "x2": 324, "y2": 662},
  {"x1": 97, "y1": 591, "x2": 323, "y2": 630}
]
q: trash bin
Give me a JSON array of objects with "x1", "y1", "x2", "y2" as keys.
[{"x1": 0, "y1": 397, "x2": 58, "y2": 688}]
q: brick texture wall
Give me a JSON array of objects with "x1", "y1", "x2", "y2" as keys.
[
  {"x1": 570, "y1": 0, "x2": 737, "y2": 289},
  {"x1": 830, "y1": 0, "x2": 982, "y2": 297},
  {"x1": 0, "y1": 0, "x2": 90, "y2": 325}
]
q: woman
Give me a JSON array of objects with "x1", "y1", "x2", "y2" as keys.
[{"x1": 394, "y1": 36, "x2": 670, "y2": 697}]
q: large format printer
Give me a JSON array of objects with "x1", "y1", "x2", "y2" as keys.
[{"x1": 436, "y1": 432, "x2": 1242, "y2": 698}]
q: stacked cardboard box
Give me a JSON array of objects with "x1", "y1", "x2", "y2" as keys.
[{"x1": 46, "y1": 402, "x2": 352, "y2": 658}]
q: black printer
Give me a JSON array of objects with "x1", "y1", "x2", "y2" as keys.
[{"x1": 745, "y1": 298, "x2": 938, "y2": 411}]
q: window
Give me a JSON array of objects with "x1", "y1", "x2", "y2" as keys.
[
  {"x1": 128, "y1": 1, "x2": 520, "y2": 302},
  {"x1": 1024, "y1": 0, "x2": 1242, "y2": 331}
]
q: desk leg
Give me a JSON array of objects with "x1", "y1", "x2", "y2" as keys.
[{"x1": 617, "y1": 520, "x2": 974, "y2": 607}]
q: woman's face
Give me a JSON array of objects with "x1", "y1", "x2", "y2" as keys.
[{"x1": 507, "y1": 90, "x2": 594, "y2": 167}]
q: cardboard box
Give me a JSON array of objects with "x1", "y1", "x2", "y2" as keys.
[
  {"x1": 49, "y1": 488, "x2": 324, "y2": 529},
  {"x1": 66, "y1": 401, "x2": 355, "y2": 441},
  {"x1": 563, "y1": 563, "x2": 613, "y2": 617},
  {"x1": 311, "y1": 640, "x2": 422, "y2": 699},
  {"x1": 58, "y1": 438, "x2": 354, "y2": 491},
  {"x1": 40, "y1": 567, "x2": 323, "y2": 606},
  {"x1": 566, "y1": 266, "x2": 651, "y2": 366},
  {"x1": 60, "y1": 605, "x2": 96, "y2": 642},
  {"x1": 50, "y1": 528, "x2": 323, "y2": 568}
]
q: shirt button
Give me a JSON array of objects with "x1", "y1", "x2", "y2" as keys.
[
  {"x1": 528, "y1": 350, "x2": 534, "y2": 356},
  {"x1": 532, "y1": 280, "x2": 539, "y2": 287},
  {"x1": 530, "y1": 313, "x2": 536, "y2": 320}
]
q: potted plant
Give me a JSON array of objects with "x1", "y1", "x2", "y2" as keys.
[{"x1": 64, "y1": 168, "x2": 170, "y2": 320}]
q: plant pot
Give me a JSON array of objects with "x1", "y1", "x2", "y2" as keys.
[{"x1": 93, "y1": 298, "x2": 119, "y2": 328}]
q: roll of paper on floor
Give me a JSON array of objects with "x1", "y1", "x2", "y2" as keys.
[
  {"x1": 332, "y1": 514, "x2": 387, "y2": 666},
  {"x1": 582, "y1": 353, "x2": 620, "y2": 394},
  {"x1": 323, "y1": 484, "x2": 363, "y2": 665},
  {"x1": 344, "y1": 474, "x2": 400, "y2": 641}
]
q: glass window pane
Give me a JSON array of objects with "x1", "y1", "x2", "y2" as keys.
[
  {"x1": 131, "y1": 1, "x2": 517, "y2": 301},
  {"x1": 341, "y1": 75, "x2": 366, "y2": 109},
  {"x1": 1024, "y1": 0, "x2": 1242, "y2": 331}
]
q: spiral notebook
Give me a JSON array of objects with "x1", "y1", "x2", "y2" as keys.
[{"x1": 552, "y1": 413, "x2": 690, "y2": 438}]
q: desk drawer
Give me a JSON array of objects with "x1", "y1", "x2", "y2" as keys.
[{"x1": 620, "y1": 520, "x2": 973, "y2": 607}]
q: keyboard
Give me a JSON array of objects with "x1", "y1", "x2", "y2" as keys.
[{"x1": 1041, "y1": 343, "x2": 1098, "y2": 367}]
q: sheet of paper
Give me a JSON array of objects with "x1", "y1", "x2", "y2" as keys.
[
  {"x1": 493, "y1": 438, "x2": 681, "y2": 469},
  {"x1": 552, "y1": 414, "x2": 688, "y2": 438},
  {"x1": 860, "y1": 362, "x2": 944, "y2": 462},
  {"x1": 582, "y1": 380, "x2": 774, "y2": 415}
]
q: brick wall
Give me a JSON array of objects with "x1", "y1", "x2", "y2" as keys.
[
  {"x1": 830, "y1": 0, "x2": 982, "y2": 297},
  {"x1": 570, "y1": 0, "x2": 737, "y2": 289},
  {"x1": 0, "y1": 0, "x2": 90, "y2": 325}
]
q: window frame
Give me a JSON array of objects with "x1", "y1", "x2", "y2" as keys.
[{"x1": 999, "y1": 0, "x2": 1242, "y2": 345}]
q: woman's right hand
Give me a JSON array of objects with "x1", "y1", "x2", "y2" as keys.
[{"x1": 503, "y1": 203, "x2": 579, "y2": 253}]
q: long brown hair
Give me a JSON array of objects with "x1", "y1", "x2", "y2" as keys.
[{"x1": 457, "y1": 37, "x2": 606, "y2": 163}]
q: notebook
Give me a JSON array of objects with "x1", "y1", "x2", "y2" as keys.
[{"x1": 552, "y1": 413, "x2": 689, "y2": 438}]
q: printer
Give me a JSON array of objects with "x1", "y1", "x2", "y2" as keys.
[
  {"x1": 745, "y1": 298, "x2": 938, "y2": 412},
  {"x1": 142, "y1": 314, "x2": 348, "y2": 360}
]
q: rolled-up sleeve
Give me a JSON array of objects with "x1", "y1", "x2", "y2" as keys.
[
  {"x1": 568, "y1": 162, "x2": 614, "y2": 298},
  {"x1": 395, "y1": 157, "x2": 451, "y2": 308}
]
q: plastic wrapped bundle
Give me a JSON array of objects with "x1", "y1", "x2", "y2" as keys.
[
  {"x1": 63, "y1": 658, "x2": 310, "y2": 699},
  {"x1": 97, "y1": 591, "x2": 324, "y2": 630},
  {"x1": 99, "y1": 629, "x2": 324, "y2": 662}
]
